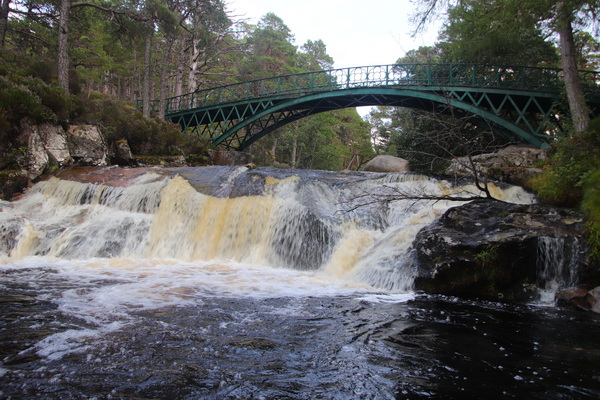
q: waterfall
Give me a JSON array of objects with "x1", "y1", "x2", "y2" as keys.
[
  {"x1": 537, "y1": 236, "x2": 581, "y2": 291},
  {"x1": 0, "y1": 167, "x2": 536, "y2": 292}
]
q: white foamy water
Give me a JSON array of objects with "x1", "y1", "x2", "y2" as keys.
[
  {"x1": 0, "y1": 167, "x2": 538, "y2": 360},
  {"x1": 1, "y1": 256, "x2": 376, "y2": 360}
]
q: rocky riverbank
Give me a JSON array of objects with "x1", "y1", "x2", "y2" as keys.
[
  {"x1": 0, "y1": 121, "x2": 253, "y2": 200},
  {"x1": 1, "y1": 122, "x2": 598, "y2": 311}
]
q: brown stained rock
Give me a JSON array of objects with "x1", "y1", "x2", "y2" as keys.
[{"x1": 556, "y1": 288, "x2": 592, "y2": 311}]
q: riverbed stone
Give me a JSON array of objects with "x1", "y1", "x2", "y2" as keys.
[
  {"x1": 412, "y1": 199, "x2": 590, "y2": 302},
  {"x1": 555, "y1": 288, "x2": 591, "y2": 311},
  {"x1": 363, "y1": 155, "x2": 410, "y2": 173}
]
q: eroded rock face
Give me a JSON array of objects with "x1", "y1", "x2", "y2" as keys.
[
  {"x1": 17, "y1": 120, "x2": 72, "y2": 179},
  {"x1": 67, "y1": 125, "x2": 108, "y2": 166},
  {"x1": 38, "y1": 123, "x2": 71, "y2": 166},
  {"x1": 412, "y1": 199, "x2": 591, "y2": 302},
  {"x1": 112, "y1": 140, "x2": 135, "y2": 166},
  {"x1": 14, "y1": 121, "x2": 108, "y2": 181},
  {"x1": 363, "y1": 155, "x2": 410, "y2": 173},
  {"x1": 446, "y1": 145, "x2": 547, "y2": 187},
  {"x1": 23, "y1": 125, "x2": 49, "y2": 179}
]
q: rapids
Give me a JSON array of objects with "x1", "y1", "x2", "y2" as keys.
[
  {"x1": 1, "y1": 166, "x2": 598, "y2": 399},
  {"x1": 0, "y1": 166, "x2": 535, "y2": 289}
]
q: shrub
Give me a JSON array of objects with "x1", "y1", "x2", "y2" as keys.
[
  {"x1": 75, "y1": 92, "x2": 208, "y2": 157},
  {"x1": 529, "y1": 119, "x2": 600, "y2": 207},
  {"x1": 582, "y1": 168, "x2": 600, "y2": 261}
]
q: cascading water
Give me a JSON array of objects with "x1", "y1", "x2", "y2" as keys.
[
  {"x1": 2, "y1": 167, "x2": 598, "y2": 400},
  {"x1": 0, "y1": 167, "x2": 535, "y2": 290},
  {"x1": 536, "y1": 235, "x2": 582, "y2": 301}
]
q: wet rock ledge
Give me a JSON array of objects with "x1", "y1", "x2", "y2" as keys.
[{"x1": 412, "y1": 199, "x2": 598, "y2": 303}]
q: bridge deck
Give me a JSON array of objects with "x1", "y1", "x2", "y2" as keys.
[{"x1": 159, "y1": 64, "x2": 599, "y2": 116}]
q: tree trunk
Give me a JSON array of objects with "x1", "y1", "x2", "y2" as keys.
[
  {"x1": 158, "y1": 37, "x2": 174, "y2": 117},
  {"x1": 271, "y1": 137, "x2": 278, "y2": 162},
  {"x1": 175, "y1": 39, "x2": 184, "y2": 97},
  {"x1": 142, "y1": 33, "x2": 152, "y2": 116},
  {"x1": 187, "y1": 39, "x2": 200, "y2": 93},
  {"x1": 291, "y1": 137, "x2": 297, "y2": 168},
  {"x1": 0, "y1": 0, "x2": 10, "y2": 48},
  {"x1": 556, "y1": 1, "x2": 590, "y2": 133},
  {"x1": 57, "y1": 0, "x2": 71, "y2": 92}
]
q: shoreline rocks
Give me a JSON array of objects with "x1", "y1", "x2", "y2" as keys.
[
  {"x1": 446, "y1": 144, "x2": 547, "y2": 187},
  {"x1": 412, "y1": 199, "x2": 596, "y2": 303}
]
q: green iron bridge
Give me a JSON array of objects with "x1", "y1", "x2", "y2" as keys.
[{"x1": 144, "y1": 63, "x2": 600, "y2": 150}]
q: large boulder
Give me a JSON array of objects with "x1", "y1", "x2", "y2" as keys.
[
  {"x1": 17, "y1": 120, "x2": 72, "y2": 179},
  {"x1": 363, "y1": 155, "x2": 410, "y2": 172},
  {"x1": 38, "y1": 123, "x2": 71, "y2": 166},
  {"x1": 111, "y1": 139, "x2": 135, "y2": 166},
  {"x1": 67, "y1": 125, "x2": 108, "y2": 166},
  {"x1": 412, "y1": 199, "x2": 592, "y2": 302},
  {"x1": 14, "y1": 122, "x2": 108, "y2": 180}
]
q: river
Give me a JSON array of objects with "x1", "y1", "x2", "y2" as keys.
[{"x1": 0, "y1": 166, "x2": 598, "y2": 399}]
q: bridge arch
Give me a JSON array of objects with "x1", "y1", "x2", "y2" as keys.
[
  {"x1": 210, "y1": 87, "x2": 556, "y2": 150},
  {"x1": 154, "y1": 64, "x2": 600, "y2": 151}
]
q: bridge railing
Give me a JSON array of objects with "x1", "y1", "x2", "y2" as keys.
[{"x1": 162, "y1": 64, "x2": 600, "y2": 115}]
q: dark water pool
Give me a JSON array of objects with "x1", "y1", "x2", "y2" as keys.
[{"x1": 1, "y1": 280, "x2": 599, "y2": 400}]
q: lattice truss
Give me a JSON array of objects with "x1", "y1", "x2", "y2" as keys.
[{"x1": 158, "y1": 64, "x2": 599, "y2": 151}]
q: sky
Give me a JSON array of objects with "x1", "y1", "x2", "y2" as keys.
[{"x1": 225, "y1": 0, "x2": 443, "y2": 69}]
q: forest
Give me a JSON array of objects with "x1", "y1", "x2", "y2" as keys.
[
  {"x1": 0, "y1": 0, "x2": 376, "y2": 170},
  {"x1": 0, "y1": 0, "x2": 599, "y2": 186}
]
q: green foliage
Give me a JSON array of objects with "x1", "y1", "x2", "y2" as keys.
[
  {"x1": 261, "y1": 108, "x2": 373, "y2": 171},
  {"x1": 529, "y1": 119, "x2": 600, "y2": 206},
  {"x1": 475, "y1": 246, "x2": 498, "y2": 268},
  {"x1": 239, "y1": 13, "x2": 299, "y2": 79},
  {"x1": 0, "y1": 50, "x2": 77, "y2": 144},
  {"x1": 582, "y1": 169, "x2": 600, "y2": 261},
  {"x1": 76, "y1": 92, "x2": 192, "y2": 156},
  {"x1": 529, "y1": 118, "x2": 600, "y2": 260},
  {"x1": 439, "y1": 0, "x2": 559, "y2": 66},
  {"x1": 298, "y1": 40, "x2": 334, "y2": 71}
]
